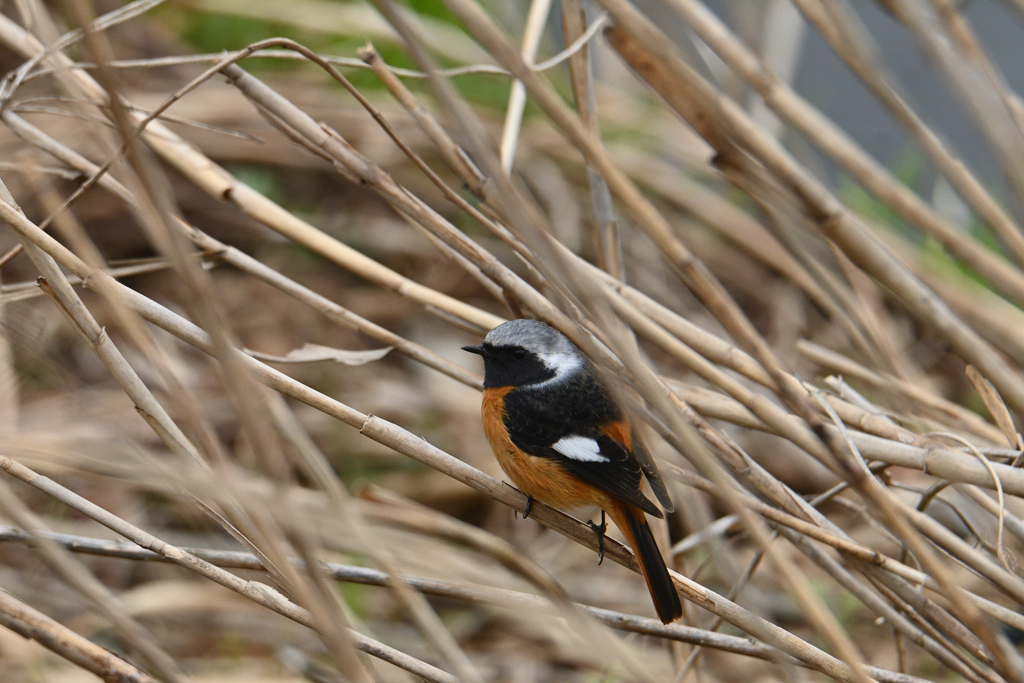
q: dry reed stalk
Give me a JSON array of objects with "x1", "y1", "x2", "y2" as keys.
[
  {"x1": 0, "y1": 0, "x2": 1022, "y2": 680},
  {"x1": 0, "y1": 524, "x2": 931, "y2": 683},
  {"x1": 3, "y1": 15, "x2": 490, "y2": 680},
  {"x1": 667, "y1": 0, "x2": 1024, "y2": 301},
  {"x1": 0, "y1": 476, "x2": 189, "y2": 683},
  {"x1": 216, "y1": 61, "x2": 568, "y2": 327},
  {"x1": 0, "y1": 187, "x2": 909, "y2": 683},
  {"x1": 6, "y1": 180, "x2": 208, "y2": 473},
  {"x1": 0, "y1": 454, "x2": 460, "y2": 683},
  {"x1": 601, "y1": 18, "x2": 1024, "y2": 418},
  {"x1": 560, "y1": 0, "x2": 622, "y2": 278},
  {"x1": 498, "y1": 0, "x2": 553, "y2": 173},
  {"x1": 4, "y1": 109, "x2": 484, "y2": 389},
  {"x1": 887, "y1": 0, "x2": 1024, "y2": 199},
  {"x1": 356, "y1": 9, "x2": 868, "y2": 618},
  {"x1": 592, "y1": 16, "x2": 1024, "y2": 667},
  {"x1": 789, "y1": 0, "x2": 1024, "y2": 267},
  {"x1": 615, "y1": 153, "x2": 828, "y2": 304},
  {"x1": 58, "y1": 25, "x2": 389, "y2": 682},
  {"x1": 268, "y1": 401, "x2": 488, "y2": 683},
  {"x1": 0, "y1": 588, "x2": 159, "y2": 683},
  {"x1": 799, "y1": 340, "x2": 1007, "y2": 444},
  {"x1": 0, "y1": 14, "x2": 504, "y2": 333},
  {"x1": 364, "y1": 33, "x2": 879, "y2": 681},
  {"x1": 399, "y1": 34, "x2": 913, "y2": 655}
]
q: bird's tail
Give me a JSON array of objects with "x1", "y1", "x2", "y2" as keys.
[{"x1": 611, "y1": 502, "x2": 682, "y2": 624}]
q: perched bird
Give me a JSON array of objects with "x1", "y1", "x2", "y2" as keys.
[{"x1": 463, "y1": 319, "x2": 682, "y2": 624}]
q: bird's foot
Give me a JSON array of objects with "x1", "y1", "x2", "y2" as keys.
[
  {"x1": 589, "y1": 510, "x2": 607, "y2": 565},
  {"x1": 522, "y1": 495, "x2": 534, "y2": 519}
]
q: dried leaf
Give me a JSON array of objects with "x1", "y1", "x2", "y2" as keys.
[
  {"x1": 246, "y1": 343, "x2": 393, "y2": 365},
  {"x1": 966, "y1": 365, "x2": 1022, "y2": 449}
]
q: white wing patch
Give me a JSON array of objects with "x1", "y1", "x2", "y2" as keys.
[
  {"x1": 529, "y1": 350, "x2": 584, "y2": 388},
  {"x1": 552, "y1": 435, "x2": 608, "y2": 462}
]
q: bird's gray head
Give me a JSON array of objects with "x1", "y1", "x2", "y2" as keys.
[{"x1": 462, "y1": 319, "x2": 586, "y2": 389}]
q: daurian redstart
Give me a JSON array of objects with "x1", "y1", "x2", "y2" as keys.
[{"x1": 463, "y1": 319, "x2": 682, "y2": 624}]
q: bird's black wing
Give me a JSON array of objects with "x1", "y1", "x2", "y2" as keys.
[{"x1": 509, "y1": 429, "x2": 662, "y2": 518}]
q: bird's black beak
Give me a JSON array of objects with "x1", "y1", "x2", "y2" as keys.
[{"x1": 462, "y1": 344, "x2": 491, "y2": 358}]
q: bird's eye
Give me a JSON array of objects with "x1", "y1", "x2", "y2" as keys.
[{"x1": 512, "y1": 348, "x2": 527, "y2": 360}]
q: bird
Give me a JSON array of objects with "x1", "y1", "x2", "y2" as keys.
[{"x1": 463, "y1": 319, "x2": 683, "y2": 624}]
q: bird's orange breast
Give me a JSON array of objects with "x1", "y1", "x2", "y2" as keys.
[{"x1": 481, "y1": 387, "x2": 611, "y2": 511}]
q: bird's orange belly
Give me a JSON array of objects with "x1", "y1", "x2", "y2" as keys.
[{"x1": 481, "y1": 387, "x2": 609, "y2": 511}]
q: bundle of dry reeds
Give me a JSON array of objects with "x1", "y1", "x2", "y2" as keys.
[{"x1": 0, "y1": 0, "x2": 1022, "y2": 680}]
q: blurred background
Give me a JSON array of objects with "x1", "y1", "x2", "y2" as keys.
[{"x1": 0, "y1": 0, "x2": 1022, "y2": 681}]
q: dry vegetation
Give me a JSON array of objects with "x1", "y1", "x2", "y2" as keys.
[{"x1": 0, "y1": 0, "x2": 1024, "y2": 681}]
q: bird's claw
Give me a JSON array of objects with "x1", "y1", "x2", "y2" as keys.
[{"x1": 589, "y1": 510, "x2": 607, "y2": 565}]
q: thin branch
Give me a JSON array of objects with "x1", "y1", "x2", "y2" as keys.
[
  {"x1": 0, "y1": 588, "x2": 158, "y2": 683},
  {"x1": 0, "y1": 525, "x2": 931, "y2": 683},
  {"x1": 499, "y1": 0, "x2": 553, "y2": 173},
  {"x1": 0, "y1": 456, "x2": 460, "y2": 683}
]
